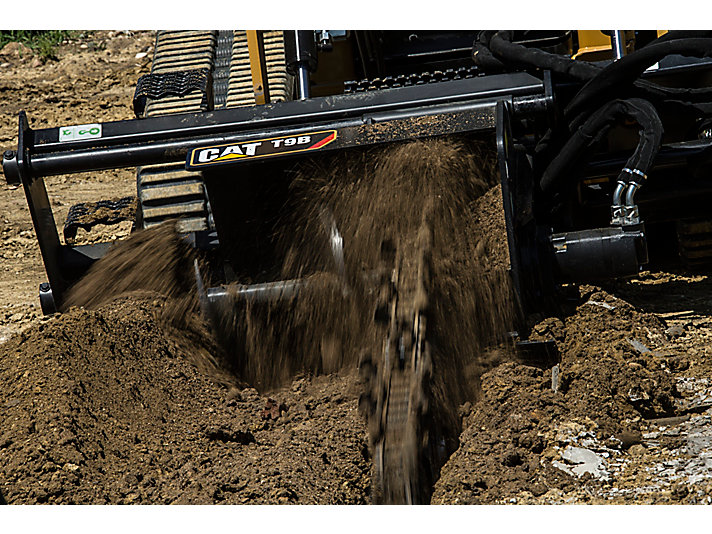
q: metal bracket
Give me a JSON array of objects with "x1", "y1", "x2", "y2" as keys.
[{"x1": 246, "y1": 30, "x2": 271, "y2": 105}]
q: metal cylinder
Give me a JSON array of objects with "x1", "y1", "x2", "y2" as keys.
[
  {"x1": 207, "y1": 279, "x2": 305, "y2": 304},
  {"x1": 610, "y1": 30, "x2": 626, "y2": 60},
  {"x1": 624, "y1": 181, "x2": 642, "y2": 207},
  {"x1": 612, "y1": 180, "x2": 627, "y2": 207},
  {"x1": 284, "y1": 30, "x2": 317, "y2": 100},
  {"x1": 296, "y1": 67, "x2": 311, "y2": 100}
]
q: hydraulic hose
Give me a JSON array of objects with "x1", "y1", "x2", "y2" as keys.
[
  {"x1": 475, "y1": 31, "x2": 712, "y2": 128},
  {"x1": 475, "y1": 30, "x2": 600, "y2": 81},
  {"x1": 651, "y1": 30, "x2": 712, "y2": 43},
  {"x1": 472, "y1": 31, "x2": 508, "y2": 72},
  {"x1": 564, "y1": 38, "x2": 712, "y2": 122},
  {"x1": 540, "y1": 98, "x2": 663, "y2": 194}
]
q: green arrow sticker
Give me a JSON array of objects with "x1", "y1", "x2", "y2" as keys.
[{"x1": 59, "y1": 123, "x2": 102, "y2": 142}]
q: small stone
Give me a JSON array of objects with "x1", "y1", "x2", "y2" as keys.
[
  {"x1": 560, "y1": 446, "x2": 607, "y2": 478},
  {"x1": 665, "y1": 356, "x2": 690, "y2": 372},
  {"x1": 530, "y1": 482, "x2": 548, "y2": 497},
  {"x1": 226, "y1": 387, "x2": 242, "y2": 403},
  {"x1": 0, "y1": 42, "x2": 32, "y2": 58},
  {"x1": 502, "y1": 450, "x2": 523, "y2": 467},
  {"x1": 614, "y1": 430, "x2": 642, "y2": 449},
  {"x1": 627, "y1": 338, "x2": 651, "y2": 354},
  {"x1": 666, "y1": 324, "x2": 685, "y2": 338},
  {"x1": 629, "y1": 444, "x2": 646, "y2": 456},
  {"x1": 135, "y1": 52, "x2": 148, "y2": 59}
]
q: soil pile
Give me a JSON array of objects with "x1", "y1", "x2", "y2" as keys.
[
  {"x1": 0, "y1": 295, "x2": 370, "y2": 504},
  {"x1": 432, "y1": 286, "x2": 679, "y2": 504}
]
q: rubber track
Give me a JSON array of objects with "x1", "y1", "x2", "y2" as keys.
[{"x1": 136, "y1": 30, "x2": 292, "y2": 233}]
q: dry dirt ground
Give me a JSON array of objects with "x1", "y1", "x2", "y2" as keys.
[{"x1": 2, "y1": 32, "x2": 712, "y2": 505}]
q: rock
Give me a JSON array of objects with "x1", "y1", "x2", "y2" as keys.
[
  {"x1": 671, "y1": 483, "x2": 689, "y2": 501},
  {"x1": 501, "y1": 449, "x2": 523, "y2": 467},
  {"x1": 665, "y1": 324, "x2": 685, "y2": 338},
  {"x1": 614, "y1": 430, "x2": 642, "y2": 449},
  {"x1": 261, "y1": 398, "x2": 287, "y2": 421},
  {"x1": 0, "y1": 42, "x2": 33, "y2": 59},
  {"x1": 459, "y1": 401, "x2": 472, "y2": 417},
  {"x1": 627, "y1": 338, "x2": 651, "y2": 354},
  {"x1": 202, "y1": 426, "x2": 255, "y2": 445},
  {"x1": 225, "y1": 387, "x2": 242, "y2": 404},
  {"x1": 558, "y1": 446, "x2": 608, "y2": 479},
  {"x1": 665, "y1": 356, "x2": 690, "y2": 371},
  {"x1": 135, "y1": 52, "x2": 148, "y2": 59},
  {"x1": 530, "y1": 482, "x2": 548, "y2": 497},
  {"x1": 629, "y1": 444, "x2": 646, "y2": 456},
  {"x1": 586, "y1": 300, "x2": 616, "y2": 310}
]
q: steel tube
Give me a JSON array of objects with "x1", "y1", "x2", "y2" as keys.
[
  {"x1": 611, "y1": 31, "x2": 626, "y2": 60},
  {"x1": 19, "y1": 99, "x2": 512, "y2": 178},
  {"x1": 207, "y1": 279, "x2": 305, "y2": 304},
  {"x1": 624, "y1": 181, "x2": 642, "y2": 207},
  {"x1": 297, "y1": 67, "x2": 311, "y2": 100},
  {"x1": 612, "y1": 180, "x2": 627, "y2": 207}
]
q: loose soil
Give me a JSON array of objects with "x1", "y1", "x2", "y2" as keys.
[{"x1": 2, "y1": 31, "x2": 712, "y2": 505}]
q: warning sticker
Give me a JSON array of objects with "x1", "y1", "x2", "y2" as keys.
[
  {"x1": 186, "y1": 130, "x2": 338, "y2": 169},
  {"x1": 59, "y1": 123, "x2": 102, "y2": 142}
]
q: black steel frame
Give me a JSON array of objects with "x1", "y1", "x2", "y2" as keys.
[{"x1": 1, "y1": 71, "x2": 550, "y2": 310}]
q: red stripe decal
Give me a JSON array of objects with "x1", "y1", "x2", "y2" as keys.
[{"x1": 309, "y1": 131, "x2": 337, "y2": 150}]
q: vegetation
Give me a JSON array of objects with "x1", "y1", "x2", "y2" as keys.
[{"x1": 0, "y1": 30, "x2": 83, "y2": 59}]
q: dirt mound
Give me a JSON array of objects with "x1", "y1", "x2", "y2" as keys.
[
  {"x1": 432, "y1": 287, "x2": 679, "y2": 504},
  {"x1": 0, "y1": 295, "x2": 370, "y2": 504}
]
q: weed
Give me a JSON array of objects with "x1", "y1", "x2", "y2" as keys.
[{"x1": 0, "y1": 30, "x2": 85, "y2": 60}]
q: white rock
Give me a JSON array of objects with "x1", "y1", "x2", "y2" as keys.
[
  {"x1": 560, "y1": 446, "x2": 609, "y2": 479},
  {"x1": 135, "y1": 52, "x2": 148, "y2": 59}
]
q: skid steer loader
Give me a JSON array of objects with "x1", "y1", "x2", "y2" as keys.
[{"x1": 4, "y1": 30, "x2": 712, "y2": 503}]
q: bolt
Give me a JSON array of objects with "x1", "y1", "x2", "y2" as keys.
[
  {"x1": 701, "y1": 129, "x2": 712, "y2": 140},
  {"x1": 3, "y1": 150, "x2": 15, "y2": 160},
  {"x1": 39, "y1": 283, "x2": 50, "y2": 292}
]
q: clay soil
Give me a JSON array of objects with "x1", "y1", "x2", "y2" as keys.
[{"x1": 3, "y1": 32, "x2": 712, "y2": 505}]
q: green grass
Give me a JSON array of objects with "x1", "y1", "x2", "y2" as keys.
[{"x1": 0, "y1": 30, "x2": 84, "y2": 60}]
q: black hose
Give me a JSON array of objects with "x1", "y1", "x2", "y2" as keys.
[
  {"x1": 652, "y1": 30, "x2": 712, "y2": 43},
  {"x1": 475, "y1": 31, "x2": 712, "y2": 126},
  {"x1": 481, "y1": 30, "x2": 600, "y2": 80},
  {"x1": 472, "y1": 31, "x2": 508, "y2": 72},
  {"x1": 565, "y1": 38, "x2": 712, "y2": 121},
  {"x1": 540, "y1": 98, "x2": 663, "y2": 193}
]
